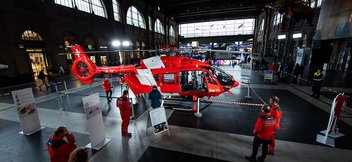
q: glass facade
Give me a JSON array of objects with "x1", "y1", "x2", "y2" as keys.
[{"x1": 179, "y1": 19, "x2": 255, "y2": 38}]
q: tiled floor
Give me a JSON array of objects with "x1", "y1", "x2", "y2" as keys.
[{"x1": 1, "y1": 65, "x2": 352, "y2": 162}]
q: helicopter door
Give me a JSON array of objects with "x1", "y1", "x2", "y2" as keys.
[
  {"x1": 180, "y1": 71, "x2": 207, "y2": 92},
  {"x1": 159, "y1": 73, "x2": 180, "y2": 94}
]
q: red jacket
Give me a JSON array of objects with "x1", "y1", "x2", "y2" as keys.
[
  {"x1": 117, "y1": 95, "x2": 130, "y2": 110},
  {"x1": 271, "y1": 103, "x2": 282, "y2": 130},
  {"x1": 101, "y1": 80, "x2": 111, "y2": 91},
  {"x1": 269, "y1": 64, "x2": 275, "y2": 71},
  {"x1": 47, "y1": 134, "x2": 77, "y2": 162},
  {"x1": 254, "y1": 113, "x2": 277, "y2": 140}
]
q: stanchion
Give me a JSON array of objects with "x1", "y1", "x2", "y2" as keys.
[
  {"x1": 194, "y1": 97, "x2": 202, "y2": 117},
  {"x1": 245, "y1": 80, "x2": 252, "y2": 100},
  {"x1": 55, "y1": 84, "x2": 65, "y2": 111}
]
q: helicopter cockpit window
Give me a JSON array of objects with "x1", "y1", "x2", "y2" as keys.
[
  {"x1": 204, "y1": 73, "x2": 217, "y2": 84},
  {"x1": 210, "y1": 66, "x2": 234, "y2": 86},
  {"x1": 163, "y1": 74, "x2": 175, "y2": 83}
]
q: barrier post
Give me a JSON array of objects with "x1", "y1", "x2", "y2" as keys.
[
  {"x1": 55, "y1": 84, "x2": 65, "y2": 111},
  {"x1": 194, "y1": 97, "x2": 202, "y2": 117},
  {"x1": 245, "y1": 81, "x2": 252, "y2": 100}
]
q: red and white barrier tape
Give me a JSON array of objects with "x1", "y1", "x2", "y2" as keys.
[{"x1": 201, "y1": 98, "x2": 264, "y2": 107}]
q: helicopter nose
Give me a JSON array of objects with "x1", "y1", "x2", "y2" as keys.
[{"x1": 233, "y1": 81, "x2": 239, "y2": 87}]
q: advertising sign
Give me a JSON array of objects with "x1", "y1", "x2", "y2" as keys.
[
  {"x1": 12, "y1": 88, "x2": 43, "y2": 135},
  {"x1": 264, "y1": 70, "x2": 273, "y2": 82},
  {"x1": 82, "y1": 93, "x2": 111, "y2": 150},
  {"x1": 149, "y1": 107, "x2": 169, "y2": 135}
]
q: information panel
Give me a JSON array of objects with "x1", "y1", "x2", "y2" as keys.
[
  {"x1": 82, "y1": 93, "x2": 111, "y2": 150},
  {"x1": 149, "y1": 107, "x2": 169, "y2": 135},
  {"x1": 12, "y1": 88, "x2": 43, "y2": 135}
]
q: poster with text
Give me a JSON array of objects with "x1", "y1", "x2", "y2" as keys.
[
  {"x1": 82, "y1": 93, "x2": 106, "y2": 149},
  {"x1": 149, "y1": 107, "x2": 168, "y2": 135},
  {"x1": 12, "y1": 88, "x2": 41, "y2": 135}
]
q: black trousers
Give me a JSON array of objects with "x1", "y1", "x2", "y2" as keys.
[
  {"x1": 105, "y1": 90, "x2": 112, "y2": 100},
  {"x1": 312, "y1": 81, "x2": 322, "y2": 97},
  {"x1": 250, "y1": 136, "x2": 270, "y2": 160}
]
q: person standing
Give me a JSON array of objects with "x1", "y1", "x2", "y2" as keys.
[
  {"x1": 293, "y1": 63, "x2": 300, "y2": 82},
  {"x1": 267, "y1": 96, "x2": 282, "y2": 155},
  {"x1": 149, "y1": 85, "x2": 162, "y2": 109},
  {"x1": 117, "y1": 90, "x2": 132, "y2": 138},
  {"x1": 47, "y1": 126, "x2": 77, "y2": 162},
  {"x1": 245, "y1": 105, "x2": 277, "y2": 162},
  {"x1": 311, "y1": 69, "x2": 324, "y2": 99},
  {"x1": 269, "y1": 63, "x2": 275, "y2": 71},
  {"x1": 101, "y1": 77, "x2": 112, "y2": 102},
  {"x1": 38, "y1": 70, "x2": 48, "y2": 91}
]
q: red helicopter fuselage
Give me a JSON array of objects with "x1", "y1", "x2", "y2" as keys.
[{"x1": 70, "y1": 45, "x2": 239, "y2": 98}]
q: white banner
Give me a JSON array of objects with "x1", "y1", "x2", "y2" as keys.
[
  {"x1": 12, "y1": 88, "x2": 42, "y2": 135},
  {"x1": 82, "y1": 93, "x2": 110, "y2": 150},
  {"x1": 149, "y1": 107, "x2": 169, "y2": 135}
]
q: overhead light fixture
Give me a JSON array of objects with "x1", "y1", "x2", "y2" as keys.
[
  {"x1": 293, "y1": 33, "x2": 302, "y2": 38},
  {"x1": 158, "y1": 7, "x2": 160, "y2": 11},
  {"x1": 122, "y1": 41, "x2": 130, "y2": 47},
  {"x1": 278, "y1": 34, "x2": 286, "y2": 40},
  {"x1": 112, "y1": 40, "x2": 121, "y2": 47}
]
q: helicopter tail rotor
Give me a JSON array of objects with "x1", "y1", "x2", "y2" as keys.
[{"x1": 70, "y1": 45, "x2": 97, "y2": 85}]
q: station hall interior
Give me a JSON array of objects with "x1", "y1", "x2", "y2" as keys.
[{"x1": 1, "y1": 0, "x2": 352, "y2": 162}]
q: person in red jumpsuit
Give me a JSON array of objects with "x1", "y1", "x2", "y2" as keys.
[
  {"x1": 47, "y1": 126, "x2": 77, "y2": 162},
  {"x1": 246, "y1": 105, "x2": 277, "y2": 162},
  {"x1": 117, "y1": 90, "x2": 131, "y2": 138},
  {"x1": 101, "y1": 77, "x2": 112, "y2": 102},
  {"x1": 267, "y1": 96, "x2": 282, "y2": 155}
]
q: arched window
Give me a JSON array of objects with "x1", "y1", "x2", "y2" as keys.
[
  {"x1": 112, "y1": 0, "x2": 121, "y2": 21},
  {"x1": 54, "y1": 0, "x2": 107, "y2": 18},
  {"x1": 126, "y1": 6, "x2": 146, "y2": 29},
  {"x1": 154, "y1": 19, "x2": 164, "y2": 34},
  {"x1": 169, "y1": 26, "x2": 175, "y2": 37},
  {"x1": 273, "y1": 12, "x2": 283, "y2": 26},
  {"x1": 22, "y1": 30, "x2": 43, "y2": 41},
  {"x1": 259, "y1": 19, "x2": 264, "y2": 31}
]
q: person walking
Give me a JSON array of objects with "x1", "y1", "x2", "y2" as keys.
[
  {"x1": 311, "y1": 69, "x2": 324, "y2": 99},
  {"x1": 48, "y1": 72, "x2": 58, "y2": 92},
  {"x1": 101, "y1": 77, "x2": 112, "y2": 102},
  {"x1": 47, "y1": 126, "x2": 77, "y2": 162},
  {"x1": 245, "y1": 105, "x2": 277, "y2": 162},
  {"x1": 149, "y1": 85, "x2": 162, "y2": 109},
  {"x1": 293, "y1": 63, "x2": 300, "y2": 83},
  {"x1": 38, "y1": 70, "x2": 48, "y2": 91},
  {"x1": 117, "y1": 90, "x2": 132, "y2": 138},
  {"x1": 267, "y1": 96, "x2": 282, "y2": 155}
]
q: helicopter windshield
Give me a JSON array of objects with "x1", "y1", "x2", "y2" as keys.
[{"x1": 210, "y1": 66, "x2": 235, "y2": 86}]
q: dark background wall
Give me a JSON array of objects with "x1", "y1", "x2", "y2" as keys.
[{"x1": 0, "y1": 0, "x2": 177, "y2": 86}]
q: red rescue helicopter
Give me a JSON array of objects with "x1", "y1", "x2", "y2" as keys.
[{"x1": 69, "y1": 45, "x2": 239, "y2": 112}]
